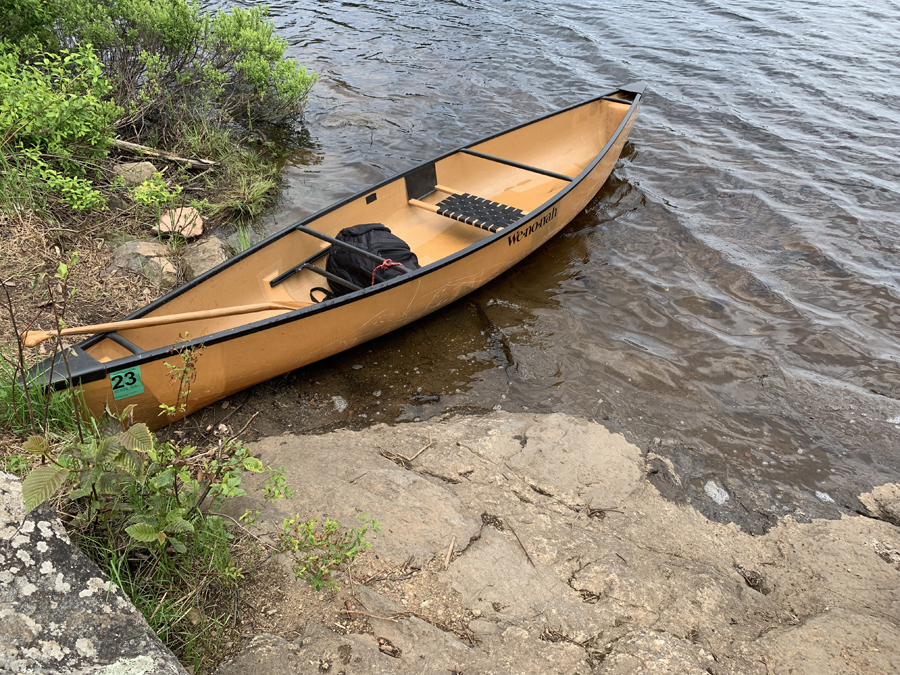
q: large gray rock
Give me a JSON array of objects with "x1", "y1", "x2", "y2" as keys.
[
  {"x1": 111, "y1": 240, "x2": 177, "y2": 286},
  {"x1": 0, "y1": 472, "x2": 186, "y2": 674},
  {"x1": 223, "y1": 413, "x2": 900, "y2": 675},
  {"x1": 181, "y1": 237, "x2": 229, "y2": 281},
  {"x1": 113, "y1": 162, "x2": 157, "y2": 187}
]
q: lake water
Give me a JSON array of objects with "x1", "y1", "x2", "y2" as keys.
[{"x1": 213, "y1": 0, "x2": 900, "y2": 529}]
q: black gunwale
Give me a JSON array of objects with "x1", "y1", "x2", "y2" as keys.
[{"x1": 56, "y1": 84, "x2": 644, "y2": 387}]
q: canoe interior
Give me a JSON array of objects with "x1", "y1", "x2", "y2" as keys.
[{"x1": 83, "y1": 95, "x2": 633, "y2": 364}]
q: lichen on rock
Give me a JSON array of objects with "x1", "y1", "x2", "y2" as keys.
[{"x1": 0, "y1": 472, "x2": 186, "y2": 675}]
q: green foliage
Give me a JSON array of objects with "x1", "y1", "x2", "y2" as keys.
[
  {"x1": 205, "y1": 5, "x2": 317, "y2": 124},
  {"x1": 13, "y1": 387, "x2": 268, "y2": 668},
  {"x1": 0, "y1": 44, "x2": 117, "y2": 156},
  {"x1": 279, "y1": 514, "x2": 379, "y2": 591},
  {"x1": 133, "y1": 171, "x2": 183, "y2": 225},
  {"x1": 19, "y1": 411, "x2": 264, "y2": 546},
  {"x1": 10, "y1": 0, "x2": 316, "y2": 132},
  {"x1": 0, "y1": 0, "x2": 316, "y2": 219},
  {"x1": 0, "y1": 0, "x2": 59, "y2": 48},
  {"x1": 133, "y1": 172, "x2": 182, "y2": 209},
  {"x1": 0, "y1": 345, "x2": 83, "y2": 436},
  {"x1": 262, "y1": 466, "x2": 293, "y2": 502},
  {"x1": 21, "y1": 463, "x2": 69, "y2": 511},
  {"x1": 234, "y1": 225, "x2": 253, "y2": 253},
  {"x1": 0, "y1": 43, "x2": 118, "y2": 211},
  {"x1": 77, "y1": 500, "x2": 241, "y2": 671}
]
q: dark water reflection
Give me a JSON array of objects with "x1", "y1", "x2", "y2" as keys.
[{"x1": 208, "y1": 0, "x2": 900, "y2": 529}]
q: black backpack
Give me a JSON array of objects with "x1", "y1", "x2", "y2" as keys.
[{"x1": 317, "y1": 223, "x2": 420, "y2": 300}]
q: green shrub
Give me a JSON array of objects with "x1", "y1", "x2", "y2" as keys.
[
  {"x1": 0, "y1": 43, "x2": 118, "y2": 156},
  {"x1": 0, "y1": 0, "x2": 59, "y2": 50},
  {"x1": 280, "y1": 514, "x2": 379, "y2": 591},
  {"x1": 0, "y1": 1, "x2": 316, "y2": 216},
  {"x1": 18, "y1": 0, "x2": 317, "y2": 133},
  {"x1": 0, "y1": 42, "x2": 119, "y2": 210}
]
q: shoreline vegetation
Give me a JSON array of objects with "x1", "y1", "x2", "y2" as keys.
[{"x1": 0, "y1": 2, "x2": 373, "y2": 672}]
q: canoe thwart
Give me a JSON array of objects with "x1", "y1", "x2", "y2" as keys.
[
  {"x1": 460, "y1": 149, "x2": 575, "y2": 183},
  {"x1": 107, "y1": 332, "x2": 145, "y2": 354},
  {"x1": 302, "y1": 263, "x2": 362, "y2": 293},
  {"x1": 600, "y1": 95, "x2": 634, "y2": 105},
  {"x1": 270, "y1": 246, "x2": 332, "y2": 287},
  {"x1": 294, "y1": 225, "x2": 412, "y2": 274},
  {"x1": 409, "y1": 198, "x2": 440, "y2": 214}
]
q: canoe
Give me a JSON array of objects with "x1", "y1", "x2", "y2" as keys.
[{"x1": 32, "y1": 83, "x2": 645, "y2": 430}]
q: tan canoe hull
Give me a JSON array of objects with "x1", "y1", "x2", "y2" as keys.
[{"x1": 41, "y1": 87, "x2": 644, "y2": 429}]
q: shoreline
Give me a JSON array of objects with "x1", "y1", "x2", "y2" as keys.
[{"x1": 4, "y1": 412, "x2": 900, "y2": 673}]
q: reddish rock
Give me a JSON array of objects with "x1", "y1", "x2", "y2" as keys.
[{"x1": 156, "y1": 208, "x2": 203, "y2": 239}]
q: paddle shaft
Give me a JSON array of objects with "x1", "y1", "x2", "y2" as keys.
[{"x1": 22, "y1": 302, "x2": 308, "y2": 347}]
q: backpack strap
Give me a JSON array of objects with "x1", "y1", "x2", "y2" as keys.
[{"x1": 310, "y1": 287, "x2": 335, "y2": 303}]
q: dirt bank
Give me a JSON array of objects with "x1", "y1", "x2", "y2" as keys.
[{"x1": 215, "y1": 412, "x2": 900, "y2": 674}]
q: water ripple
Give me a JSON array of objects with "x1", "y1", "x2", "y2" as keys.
[{"x1": 213, "y1": 0, "x2": 900, "y2": 519}]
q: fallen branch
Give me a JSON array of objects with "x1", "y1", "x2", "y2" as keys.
[
  {"x1": 506, "y1": 520, "x2": 535, "y2": 567},
  {"x1": 230, "y1": 411, "x2": 259, "y2": 439},
  {"x1": 443, "y1": 535, "x2": 456, "y2": 570},
  {"x1": 113, "y1": 138, "x2": 217, "y2": 169},
  {"x1": 379, "y1": 439, "x2": 433, "y2": 469}
]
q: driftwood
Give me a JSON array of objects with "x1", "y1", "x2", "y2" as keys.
[{"x1": 113, "y1": 139, "x2": 217, "y2": 168}]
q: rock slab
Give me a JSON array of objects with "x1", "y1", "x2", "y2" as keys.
[
  {"x1": 155, "y1": 208, "x2": 203, "y2": 239},
  {"x1": 0, "y1": 472, "x2": 186, "y2": 675},
  {"x1": 221, "y1": 412, "x2": 900, "y2": 675}
]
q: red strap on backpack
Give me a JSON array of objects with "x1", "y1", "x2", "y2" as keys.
[{"x1": 371, "y1": 259, "x2": 403, "y2": 285}]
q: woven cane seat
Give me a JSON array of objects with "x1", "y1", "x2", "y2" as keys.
[{"x1": 435, "y1": 193, "x2": 525, "y2": 233}]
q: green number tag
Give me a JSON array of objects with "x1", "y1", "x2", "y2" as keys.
[{"x1": 110, "y1": 366, "x2": 144, "y2": 400}]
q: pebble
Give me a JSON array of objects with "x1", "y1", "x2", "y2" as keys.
[
  {"x1": 815, "y1": 491, "x2": 835, "y2": 504},
  {"x1": 704, "y1": 480, "x2": 730, "y2": 505},
  {"x1": 332, "y1": 396, "x2": 348, "y2": 412}
]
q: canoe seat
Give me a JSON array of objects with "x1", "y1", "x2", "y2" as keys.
[{"x1": 435, "y1": 193, "x2": 525, "y2": 234}]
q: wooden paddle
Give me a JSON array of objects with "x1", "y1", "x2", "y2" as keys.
[{"x1": 21, "y1": 301, "x2": 309, "y2": 348}]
